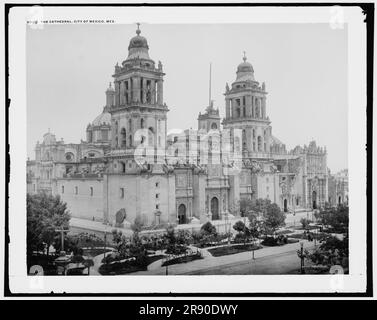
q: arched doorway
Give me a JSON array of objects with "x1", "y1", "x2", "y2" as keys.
[
  {"x1": 312, "y1": 191, "x2": 317, "y2": 209},
  {"x1": 178, "y1": 204, "x2": 186, "y2": 224},
  {"x1": 211, "y1": 197, "x2": 219, "y2": 220},
  {"x1": 283, "y1": 199, "x2": 288, "y2": 212}
]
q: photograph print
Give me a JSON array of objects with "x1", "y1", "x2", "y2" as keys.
[{"x1": 6, "y1": 4, "x2": 369, "y2": 295}]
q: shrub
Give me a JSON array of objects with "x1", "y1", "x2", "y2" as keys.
[
  {"x1": 300, "y1": 218, "x2": 312, "y2": 230},
  {"x1": 201, "y1": 222, "x2": 217, "y2": 236}
]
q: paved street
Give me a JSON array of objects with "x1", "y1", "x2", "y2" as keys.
[
  {"x1": 184, "y1": 248, "x2": 308, "y2": 275},
  {"x1": 127, "y1": 240, "x2": 315, "y2": 276}
]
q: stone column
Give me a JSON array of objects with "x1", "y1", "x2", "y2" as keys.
[
  {"x1": 225, "y1": 98, "x2": 230, "y2": 118},
  {"x1": 251, "y1": 96, "x2": 255, "y2": 117},
  {"x1": 140, "y1": 78, "x2": 145, "y2": 103},
  {"x1": 126, "y1": 79, "x2": 131, "y2": 104},
  {"x1": 157, "y1": 79, "x2": 163, "y2": 105},
  {"x1": 246, "y1": 95, "x2": 252, "y2": 117},
  {"x1": 119, "y1": 81, "x2": 124, "y2": 105},
  {"x1": 132, "y1": 77, "x2": 139, "y2": 103},
  {"x1": 151, "y1": 80, "x2": 156, "y2": 104},
  {"x1": 262, "y1": 97, "x2": 266, "y2": 118},
  {"x1": 115, "y1": 81, "x2": 120, "y2": 107}
]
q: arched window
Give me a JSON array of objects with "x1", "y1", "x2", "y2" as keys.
[
  {"x1": 211, "y1": 122, "x2": 218, "y2": 130},
  {"x1": 115, "y1": 136, "x2": 118, "y2": 148},
  {"x1": 129, "y1": 135, "x2": 133, "y2": 147},
  {"x1": 148, "y1": 127, "x2": 154, "y2": 146},
  {"x1": 87, "y1": 130, "x2": 93, "y2": 143},
  {"x1": 90, "y1": 187, "x2": 93, "y2": 196},
  {"x1": 258, "y1": 136, "x2": 262, "y2": 152},
  {"x1": 140, "y1": 118, "x2": 144, "y2": 129},
  {"x1": 115, "y1": 121, "x2": 118, "y2": 133},
  {"x1": 121, "y1": 128, "x2": 127, "y2": 147},
  {"x1": 121, "y1": 162, "x2": 126, "y2": 173},
  {"x1": 242, "y1": 129, "x2": 246, "y2": 142},
  {"x1": 101, "y1": 129, "x2": 108, "y2": 141},
  {"x1": 128, "y1": 118, "x2": 132, "y2": 132},
  {"x1": 234, "y1": 137, "x2": 240, "y2": 152}
]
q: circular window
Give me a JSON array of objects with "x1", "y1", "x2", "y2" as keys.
[{"x1": 65, "y1": 153, "x2": 74, "y2": 161}]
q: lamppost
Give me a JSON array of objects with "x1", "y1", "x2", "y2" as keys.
[
  {"x1": 224, "y1": 211, "x2": 230, "y2": 245},
  {"x1": 103, "y1": 223, "x2": 109, "y2": 260},
  {"x1": 299, "y1": 242, "x2": 305, "y2": 274},
  {"x1": 55, "y1": 228, "x2": 69, "y2": 253}
]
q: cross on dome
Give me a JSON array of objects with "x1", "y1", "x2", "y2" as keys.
[
  {"x1": 136, "y1": 22, "x2": 141, "y2": 35},
  {"x1": 243, "y1": 51, "x2": 247, "y2": 62}
]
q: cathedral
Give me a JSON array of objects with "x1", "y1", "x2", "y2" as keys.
[{"x1": 27, "y1": 25, "x2": 343, "y2": 228}]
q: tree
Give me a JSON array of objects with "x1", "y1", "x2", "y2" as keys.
[
  {"x1": 131, "y1": 216, "x2": 144, "y2": 233},
  {"x1": 198, "y1": 222, "x2": 218, "y2": 247},
  {"x1": 164, "y1": 226, "x2": 187, "y2": 255},
  {"x1": 233, "y1": 221, "x2": 250, "y2": 245},
  {"x1": 300, "y1": 218, "x2": 311, "y2": 230},
  {"x1": 27, "y1": 193, "x2": 70, "y2": 256},
  {"x1": 249, "y1": 198, "x2": 272, "y2": 215},
  {"x1": 317, "y1": 205, "x2": 349, "y2": 233},
  {"x1": 238, "y1": 198, "x2": 253, "y2": 217},
  {"x1": 262, "y1": 203, "x2": 286, "y2": 236},
  {"x1": 200, "y1": 221, "x2": 217, "y2": 236},
  {"x1": 248, "y1": 212, "x2": 262, "y2": 241},
  {"x1": 306, "y1": 234, "x2": 349, "y2": 269}
]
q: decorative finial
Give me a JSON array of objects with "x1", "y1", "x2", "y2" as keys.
[
  {"x1": 109, "y1": 82, "x2": 112, "y2": 88},
  {"x1": 136, "y1": 22, "x2": 141, "y2": 35},
  {"x1": 243, "y1": 51, "x2": 247, "y2": 62}
]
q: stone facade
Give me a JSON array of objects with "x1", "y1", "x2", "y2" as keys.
[{"x1": 27, "y1": 25, "x2": 347, "y2": 227}]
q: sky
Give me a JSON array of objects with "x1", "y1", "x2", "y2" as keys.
[{"x1": 27, "y1": 23, "x2": 348, "y2": 173}]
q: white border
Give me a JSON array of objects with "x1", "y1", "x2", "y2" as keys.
[{"x1": 7, "y1": 5, "x2": 368, "y2": 295}]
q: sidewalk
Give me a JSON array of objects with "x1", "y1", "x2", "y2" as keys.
[
  {"x1": 130, "y1": 240, "x2": 316, "y2": 275},
  {"x1": 69, "y1": 217, "x2": 133, "y2": 236},
  {"x1": 69, "y1": 216, "x2": 243, "y2": 236}
]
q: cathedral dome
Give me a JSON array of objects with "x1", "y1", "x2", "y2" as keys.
[
  {"x1": 91, "y1": 108, "x2": 111, "y2": 127},
  {"x1": 237, "y1": 60, "x2": 254, "y2": 73},
  {"x1": 234, "y1": 54, "x2": 255, "y2": 83},
  {"x1": 126, "y1": 24, "x2": 152, "y2": 61}
]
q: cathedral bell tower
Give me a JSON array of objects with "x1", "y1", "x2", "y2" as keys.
[
  {"x1": 109, "y1": 23, "x2": 168, "y2": 158},
  {"x1": 222, "y1": 53, "x2": 272, "y2": 159}
]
